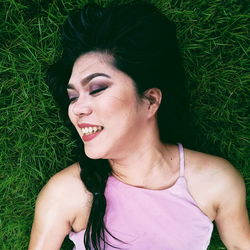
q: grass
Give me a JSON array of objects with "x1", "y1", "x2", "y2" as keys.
[{"x1": 0, "y1": 0, "x2": 249, "y2": 249}]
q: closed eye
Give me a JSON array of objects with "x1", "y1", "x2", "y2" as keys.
[
  {"x1": 90, "y1": 87, "x2": 108, "y2": 95},
  {"x1": 69, "y1": 97, "x2": 78, "y2": 103}
]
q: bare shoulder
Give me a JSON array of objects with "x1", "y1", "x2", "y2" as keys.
[
  {"x1": 29, "y1": 163, "x2": 92, "y2": 249},
  {"x1": 37, "y1": 163, "x2": 93, "y2": 229},
  {"x1": 183, "y1": 148, "x2": 250, "y2": 248},
  {"x1": 43, "y1": 162, "x2": 89, "y2": 198},
  {"x1": 183, "y1": 148, "x2": 246, "y2": 220},
  {"x1": 185, "y1": 148, "x2": 244, "y2": 188}
]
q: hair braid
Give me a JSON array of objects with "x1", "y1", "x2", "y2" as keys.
[{"x1": 79, "y1": 157, "x2": 111, "y2": 249}]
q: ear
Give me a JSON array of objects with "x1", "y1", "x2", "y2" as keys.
[{"x1": 143, "y1": 88, "x2": 162, "y2": 117}]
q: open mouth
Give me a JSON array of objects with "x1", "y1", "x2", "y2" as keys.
[{"x1": 81, "y1": 126, "x2": 103, "y2": 136}]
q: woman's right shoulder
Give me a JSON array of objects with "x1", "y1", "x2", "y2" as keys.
[
  {"x1": 29, "y1": 164, "x2": 92, "y2": 249},
  {"x1": 40, "y1": 162, "x2": 91, "y2": 201},
  {"x1": 37, "y1": 163, "x2": 93, "y2": 230}
]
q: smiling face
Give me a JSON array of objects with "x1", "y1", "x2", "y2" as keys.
[{"x1": 67, "y1": 52, "x2": 152, "y2": 159}]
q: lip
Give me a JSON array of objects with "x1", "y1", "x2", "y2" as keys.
[
  {"x1": 78, "y1": 123, "x2": 104, "y2": 142},
  {"x1": 82, "y1": 130, "x2": 103, "y2": 142}
]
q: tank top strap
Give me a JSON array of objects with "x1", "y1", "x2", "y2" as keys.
[{"x1": 177, "y1": 143, "x2": 185, "y2": 177}]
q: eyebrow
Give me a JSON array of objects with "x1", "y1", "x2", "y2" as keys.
[{"x1": 67, "y1": 73, "x2": 111, "y2": 90}]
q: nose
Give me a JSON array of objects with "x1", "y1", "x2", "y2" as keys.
[{"x1": 72, "y1": 97, "x2": 93, "y2": 116}]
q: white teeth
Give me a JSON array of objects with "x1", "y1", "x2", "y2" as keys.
[{"x1": 81, "y1": 126, "x2": 103, "y2": 135}]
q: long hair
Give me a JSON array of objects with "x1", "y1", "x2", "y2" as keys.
[{"x1": 46, "y1": 2, "x2": 191, "y2": 249}]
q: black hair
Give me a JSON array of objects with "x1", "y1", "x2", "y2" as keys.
[{"x1": 46, "y1": 2, "x2": 191, "y2": 249}]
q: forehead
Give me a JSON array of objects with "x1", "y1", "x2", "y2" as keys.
[
  {"x1": 71, "y1": 52, "x2": 115, "y2": 76},
  {"x1": 69, "y1": 52, "x2": 136, "y2": 89}
]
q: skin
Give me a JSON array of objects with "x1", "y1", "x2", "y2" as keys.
[{"x1": 29, "y1": 52, "x2": 250, "y2": 250}]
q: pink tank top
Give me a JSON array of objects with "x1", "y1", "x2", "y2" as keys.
[{"x1": 69, "y1": 143, "x2": 213, "y2": 249}]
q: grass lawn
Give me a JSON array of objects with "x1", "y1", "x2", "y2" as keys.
[{"x1": 0, "y1": 0, "x2": 249, "y2": 249}]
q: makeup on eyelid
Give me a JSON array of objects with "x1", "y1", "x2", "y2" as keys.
[
  {"x1": 67, "y1": 81, "x2": 109, "y2": 97},
  {"x1": 89, "y1": 83, "x2": 109, "y2": 94}
]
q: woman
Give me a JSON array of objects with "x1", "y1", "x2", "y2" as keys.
[{"x1": 29, "y1": 2, "x2": 250, "y2": 250}]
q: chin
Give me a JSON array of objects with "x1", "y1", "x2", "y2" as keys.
[{"x1": 84, "y1": 147, "x2": 108, "y2": 160}]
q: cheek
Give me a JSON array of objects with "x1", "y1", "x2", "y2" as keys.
[
  {"x1": 68, "y1": 106, "x2": 72, "y2": 120},
  {"x1": 97, "y1": 94, "x2": 140, "y2": 125},
  {"x1": 68, "y1": 105, "x2": 76, "y2": 124},
  {"x1": 103, "y1": 94, "x2": 131, "y2": 110}
]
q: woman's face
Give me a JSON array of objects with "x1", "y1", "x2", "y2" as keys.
[{"x1": 67, "y1": 52, "x2": 150, "y2": 159}]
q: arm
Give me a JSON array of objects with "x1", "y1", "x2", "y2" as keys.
[
  {"x1": 29, "y1": 164, "x2": 91, "y2": 250},
  {"x1": 29, "y1": 177, "x2": 72, "y2": 250},
  {"x1": 214, "y1": 160, "x2": 250, "y2": 250}
]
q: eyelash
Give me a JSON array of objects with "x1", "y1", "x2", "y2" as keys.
[
  {"x1": 69, "y1": 97, "x2": 78, "y2": 103},
  {"x1": 89, "y1": 86, "x2": 108, "y2": 95},
  {"x1": 68, "y1": 87, "x2": 108, "y2": 103}
]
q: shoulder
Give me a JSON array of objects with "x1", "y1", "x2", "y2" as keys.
[
  {"x1": 185, "y1": 148, "x2": 244, "y2": 193},
  {"x1": 185, "y1": 149, "x2": 245, "y2": 209},
  {"x1": 41, "y1": 163, "x2": 89, "y2": 200},
  {"x1": 29, "y1": 163, "x2": 92, "y2": 249},
  {"x1": 183, "y1": 149, "x2": 250, "y2": 248},
  {"x1": 36, "y1": 163, "x2": 93, "y2": 229}
]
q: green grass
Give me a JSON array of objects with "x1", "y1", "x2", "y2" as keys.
[{"x1": 0, "y1": 0, "x2": 249, "y2": 249}]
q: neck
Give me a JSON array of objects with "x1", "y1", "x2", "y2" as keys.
[{"x1": 108, "y1": 134, "x2": 178, "y2": 189}]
